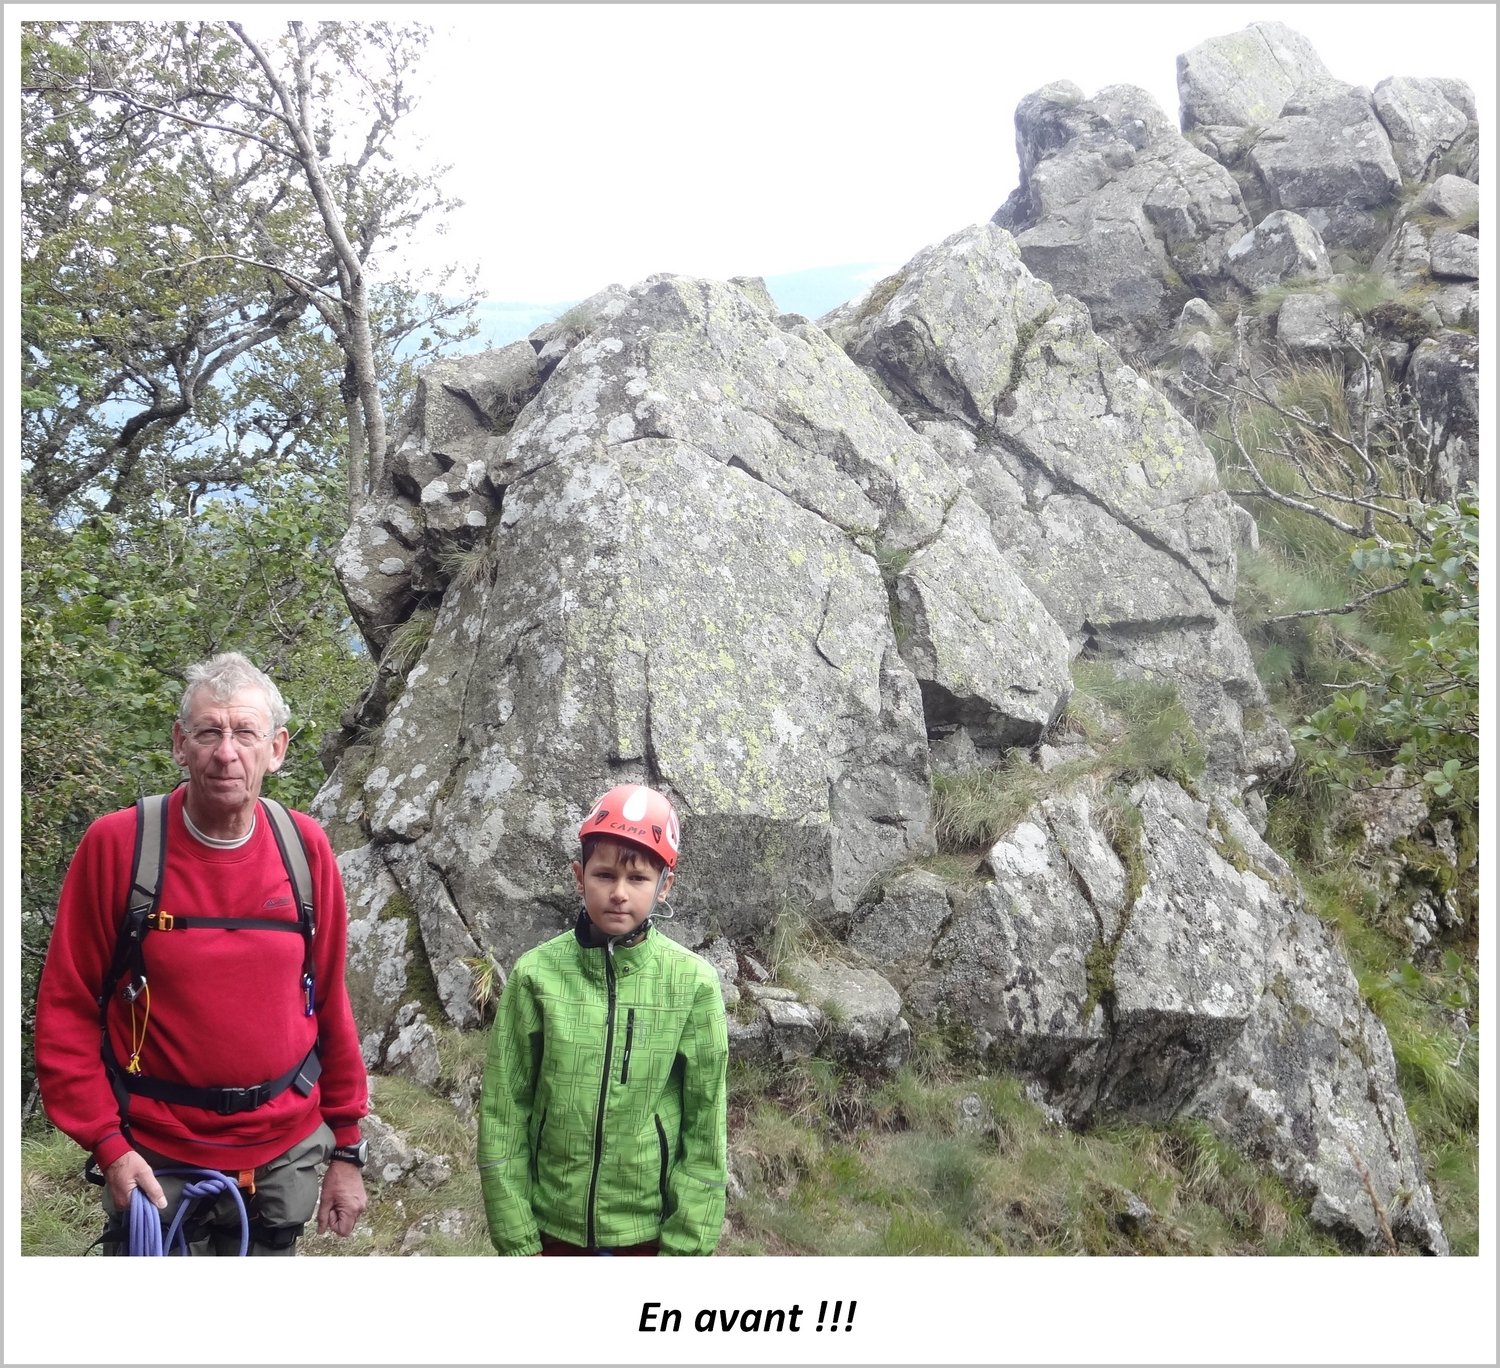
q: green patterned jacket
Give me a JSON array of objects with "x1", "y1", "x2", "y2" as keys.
[{"x1": 478, "y1": 917, "x2": 729, "y2": 1255}]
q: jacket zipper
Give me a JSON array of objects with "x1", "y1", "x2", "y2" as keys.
[
  {"x1": 532, "y1": 1109, "x2": 547, "y2": 1185},
  {"x1": 585, "y1": 946, "x2": 618, "y2": 1247},
  {"x1": 655, "y1": 1114, "x2": 670, "y2": 1219},
  {"x1": 620, "y1": 1008, "x2": 635, "y2": 1085}
]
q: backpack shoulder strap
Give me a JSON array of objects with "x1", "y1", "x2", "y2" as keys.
[
  {"x1": 260, "y1": 798, "x2": 315, "y2": 925},
  {"x1": 260, "y1": 798, "x2": 318, "y2": 1016},
  {"x1": 99, "y1": 794, "x2": 170, "y2": 1011}
]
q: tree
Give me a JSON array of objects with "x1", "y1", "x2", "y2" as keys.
[
  {"x1": 1187, "y1": 323, "x2": 1479, "y2": 807},
  {"x1": 19, "y1": 468, "x2": 370, "y2": 1105},
  {"x1": 18, "y1": 19, "x2": 481, "y2": 1102},
  {"x1": 20, "y1": 18, "x2": 477, "y2": 520},
  {"x1": 1297, "y1": 496, "x2": 1478, "y2": 804}
]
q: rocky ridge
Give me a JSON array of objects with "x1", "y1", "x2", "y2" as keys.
[{"x1": 320, "y1": 20, "x2": 1477, "y2": 1254}]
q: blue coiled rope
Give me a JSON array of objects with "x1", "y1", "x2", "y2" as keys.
[{"x1": 126, "y1": 1168, "x2": 250, "y2": 1256}]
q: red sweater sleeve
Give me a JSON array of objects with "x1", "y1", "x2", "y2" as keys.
[
  {"x1": 296, "y1": 811, "x2": 369, "y2": 1146},
  {"x1": 34, "y1": 808, "x2": 139, "y2": 1170}
]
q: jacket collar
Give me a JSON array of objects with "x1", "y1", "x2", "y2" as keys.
[{"x1": 571, "y1": 909, "x2": 656, "y2": 979}]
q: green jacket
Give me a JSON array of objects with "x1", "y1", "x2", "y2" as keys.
[{"x1": 478, "y1": 917, "x2": 729, "y2": 1255}]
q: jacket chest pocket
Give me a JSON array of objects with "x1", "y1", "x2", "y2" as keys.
[
  {"x1": 614, "y1": 1007, "x2": 681, "y2": 1088},
  {"x1": 619, "y1": 1008, "x2": 637, "y2": 1085}
]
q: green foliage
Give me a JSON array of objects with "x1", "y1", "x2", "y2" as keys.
[
  {"x1": 1294, "y1": 497, "x2": 1478, "y2": 805},
  {"x1": 554, "y1": 303, "x2": 599, "y2": 342},
  {"x1": 1406, "y1": 200, "x2": 1481, "y2": 235},
  {"x1": 19, "y1": 1128, "x2": 106, "y2": 1256},
  {"x1": 768, "y1": 900, "x2": 816, "y2": 984},
  {"x1": 439, "y1": 543, "x2": 500, "y2": 595},
  {"x1": 1001, "y1": 306, "x2": 1054, "y2": 406},
  {"x1": 462, "y1": 955, "x2": 504, "y2": 1020},
  {"x1": 1246, "y1": 275, "x2": 1327, "y2": 318},
  {"x1": 926, "y1": 664, "x2": 1202, "y2": 859},
  {"x1": 20, "y1": 19, "x2": 478, "y2": 519},
  {"x1": 849, "y1": 267, "x2": 908, "y2": 327},
  {"x1": 1326, "y1": 272, "x2": 1393, "y2": 317},
  {"x1": 1216, "y1": 338, "x2": 1479, "y2": 1249}
]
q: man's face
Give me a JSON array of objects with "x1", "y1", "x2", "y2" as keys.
[
  {"x1": 572, "y1": 838, "x2": 673, "y2": 940},
  {"x1": 171, "y1": 686, "x2": 289, "y2": 831}
]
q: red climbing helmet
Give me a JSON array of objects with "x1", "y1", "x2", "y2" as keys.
[{"x1": 578, "y1": 784, "x2": 681, "y2": 870}]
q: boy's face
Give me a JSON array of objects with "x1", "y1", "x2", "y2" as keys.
[{"x1": 573, "y1": 838, "x2": 674, "y2": 939}]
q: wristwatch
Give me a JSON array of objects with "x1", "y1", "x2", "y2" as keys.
[{"x1": 329, "y1": 1139, "x2": 369, "y2": 1168}]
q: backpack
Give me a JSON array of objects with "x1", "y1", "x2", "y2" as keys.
[{"x1": 97, "y1": 794, "x2": 322, "y2": 1125}]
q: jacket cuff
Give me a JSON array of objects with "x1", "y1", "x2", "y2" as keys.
[
  {"x1": 92, "y1": 1131, "x2": 132, "y2": 1172},
  {"x1": 497, "y1": 1236, "x2": 543, "y2": 1256},
  {"x1": 329, "y1": 1122, "x2": 365, "y2": 1148}
]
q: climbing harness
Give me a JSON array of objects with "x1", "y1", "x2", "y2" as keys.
[
  {"x1": 124, "y1": 1168, "x2": 250, "y2": 1256},
  {"x1": 97, "y1": 793, "x2": 321, "y2": 1133}
]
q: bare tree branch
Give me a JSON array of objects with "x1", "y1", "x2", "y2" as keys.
[{"x1": 1267, "y1": 580, "x2": 1409, "y2": 623}]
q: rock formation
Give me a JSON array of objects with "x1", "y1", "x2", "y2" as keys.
[{"x1": 322, "y1": 19, "x2": 1476, "y2": 1254}]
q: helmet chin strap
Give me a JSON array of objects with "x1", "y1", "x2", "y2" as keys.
[
  {"x1": 650, "y1": 867, "x2": 674, "y2": 920},
  {"x1": 606, "y1": 868, "x2": 674, "y2": 948}
]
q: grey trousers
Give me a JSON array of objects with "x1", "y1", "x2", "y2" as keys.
[{"x1": 102, "y1": 1121, "x2": 334, "y2": 1256}]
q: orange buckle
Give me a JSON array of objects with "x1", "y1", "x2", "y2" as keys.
[
  {"x1": 154, "y1": 911, "x2": 175, "y2": 931},
  {"x1": 236, "y1": 1169, "x2": 257, "y2": 1195}
]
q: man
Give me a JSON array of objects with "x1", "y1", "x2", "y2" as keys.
[{"x1": 35, "y1": 652, "x2": 369, "y2": 1254}]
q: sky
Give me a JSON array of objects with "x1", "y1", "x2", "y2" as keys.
[
  {"x1": 4, "y1": 5, "x2": 1497, "y2": 1364},
  {"x1": 391, "y1": 2, "x2": 1498, "y2": 328}
]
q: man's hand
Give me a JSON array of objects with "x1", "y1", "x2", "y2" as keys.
[
  {"x1": 105, "y1": 1150, "x2": 166, "y2": 1211},
  {"x1": 316, "y1": 1157, "x2": 368, "y2": 1237}
]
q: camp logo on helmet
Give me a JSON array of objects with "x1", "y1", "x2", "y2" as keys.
[{"x1": 578, "y1": 784, "x2": 681, "y2": 870}]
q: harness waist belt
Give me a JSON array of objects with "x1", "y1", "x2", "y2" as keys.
[{"x1": 103, "y1": 1039, "x2": 322, "y2": 1114}]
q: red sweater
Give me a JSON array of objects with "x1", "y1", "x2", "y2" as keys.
[{"x1": 35, "y1": 788, "x2": 368, "y2": 1172}]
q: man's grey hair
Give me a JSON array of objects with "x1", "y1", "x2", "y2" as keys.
[{"x1": 177, "y1": 652, "x2": 291, "y2": 732}]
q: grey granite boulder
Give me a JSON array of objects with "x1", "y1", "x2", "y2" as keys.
[
  {"x1": 847, "y1": 869, "x2": 955, "y2": 989},
  {"x1": 333, "y1": 496, "x2": 424, "y2": 656},
  {"x1": 903, "y1": 815, "x2": 1107, "y2": 1071},
  {"x1": 1413, "y1": 173, "x2": 1480, "y2": 223},
  {"x1": 784, "y1": 955, "x2": 909, "y2": 1065},
  {"x1": 890, "y1": 494, "x2": 1072, "y2": 749},
  {"x1": 827, "y1": 221, "x2": 1278, "y2": 785},
  {"x1": 1245, "y1": 85, "x2": 1403, "y2": 252},
  {"x1": 1408, "y1": 331, "x2": 1480, "y2": 496},
  {"x1": 1177, "y1": 21, "x2": 1335, "y2": 130},
  {"x1": 1369, "y1": 176, "x2": 1479, "y2": 333},
  {"x1": 899, "y1": 775, "x2": 1448, "y2": 1252},
  {"x1": 1429, "y1": 232, "x2": 1479, "y2": 282},
  {"x1": 326, "y1": 277, "x2": 974, "y2": 1001},
  {"x1": 1372, "y1": 77, "x2": 1476, "y2": 182},
  {"x1": 990, "y1": 81, "x2": 1249, "y2": 356},
  {"x1": 1275, "y1": 289, "x2": 1348, "y2": 356},
  {"x1": 1225, "y1": 210, "x2": 1332, "y2": 292}
]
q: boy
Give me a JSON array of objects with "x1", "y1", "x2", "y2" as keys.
[{"x1": 478, "y1": 784, "x2": 729, "y2": 1255}]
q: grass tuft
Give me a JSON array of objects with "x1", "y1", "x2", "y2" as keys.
[{"x1": 382, "y1": 607, "x2": 437, "y2": 675}]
